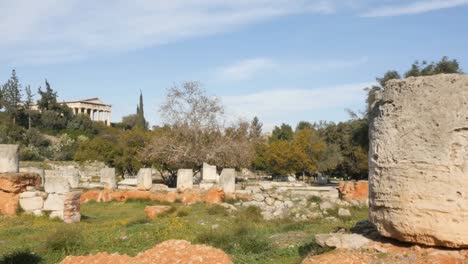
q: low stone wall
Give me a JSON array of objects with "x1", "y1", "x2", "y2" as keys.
[
  {"x1": 234, "y1": 181, "x2": 364, "y2": 220},
  {"x1": 0, "y1": 171, "x2": 81, "y2": 223},
  {"x1": 81, "y1": 188, "x2": 227, "y2": 205}
]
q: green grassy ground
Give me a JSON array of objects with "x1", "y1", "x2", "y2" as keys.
[{"x1": 0, "y1": 200, "x2": 368, "y2": 264}]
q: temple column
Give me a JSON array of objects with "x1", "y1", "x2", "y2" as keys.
[{"x1": 106, "y1": 111, "x2": 111, "y2": 126}]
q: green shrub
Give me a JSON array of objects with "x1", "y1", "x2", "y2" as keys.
[
  {"x1": 176, "y1": 208, "x2": 190, "y2": 217},
  {"x1": 196, "y1": 223, "x2": 272, "y2": 255},
  {"x1": 236, "y1": 206, "x2": 263, "y2": 223},
  {"x1": 206, "y1": 205, "x2": 227, "y2": 215},
  {"x1": 45, "y1": 226, "x2": 84, "y2": 254},
  {"x1": 0, "y1": 250, "x2": 42, "y2": 264},
  {"x1": 307, "y1": 195, "x2": 322, "y2": 204}
]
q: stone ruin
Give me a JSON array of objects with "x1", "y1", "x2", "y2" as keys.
[
  {"x1": 0, "y1": 144, "x2": 81, "y2": 223},
  {"x1": 369, "y1": 74, "x2": 468, "y2": 248}
]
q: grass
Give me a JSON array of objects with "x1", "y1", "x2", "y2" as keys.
[{"x1": 0, "y1": 200, "x2": 368, "y2": 264}]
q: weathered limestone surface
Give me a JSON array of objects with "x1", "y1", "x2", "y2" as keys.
[
  {"x1": 0, "y1": 144, "x2": 19, "y2": 173},
  {"x1": 369, "y1": 74, "x2": 468, "y2": 248},
  {"x1": 219, "y1": 169, "x2": 236, "y2": 193},
  {"x1": 177, "y1": 169, "x2": 193, "y2": 190},
  {"x1": 202, "y1": 163, "x2": 218, "y2": 182},
  {"x1": 44, "y1": 175, "x2": 71, "y2": 194},
  {"x1": 137, "y1": 168, "x2": 152, "y2": 190},
  {"x1": 100, "y1": 168, "x2": 116, "y2": 189}
]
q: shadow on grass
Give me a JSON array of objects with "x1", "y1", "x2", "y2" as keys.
[{"x1": 0, "y1": 251, "x2": 42, "y2": 264}]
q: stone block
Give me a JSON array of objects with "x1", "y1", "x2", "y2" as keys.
[
  {"x1": 0, "y1": 191, "x2": 19, "y2": 215},
  {"x1": 63, "y1": 190, "x2": 81, "y2": 223},
  {"x1": 202, "y1": 163, "x2": 218, "y2": 182},
  {"x1": 100, "y1": 168, "x2": 116, "y2": 189},
  {"x1": 369, "y1": 74, "x2": 468, "y2": 248},
  {"x1": 20, "y1": 167, "x2": 45, "y2": 186},
  {"x1": 137, "y1": 168, "x2": 152, "y2": 190},
  {"x1": 19, "y1": 196, "x2": 44, "y2": 211},
  {"x1": 50, "y1": 210, "x2": 63, "y2": 220},
  {"x1": 0, "y1": 144, "x2": 19, "y2": 173},
  {"x1": 176, "y1": 169, "x2": 193, "y2": 190},
  {"x1": 43, "y1": 193, "x2": 65, "y2": 211},
  {"x1": 0, "y1": 173, "x2": 41, "y2": 193},
  {"x1": 44, "y1": 175, "x2": 71, "y2": 194},
  {"x1": 219, "y1": 168, "x2": 235, "y2": 193},
  {"x1": 61, "y1": 169, "x2": 80, "y2": 189},
  {"x1": 338, "y1": 181, "x2": 368, "y2": 201}
]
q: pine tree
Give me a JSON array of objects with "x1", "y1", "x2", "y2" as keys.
[
  {"x1": 2, "y1": 69, "x2": 22, "y2": 124},
  {"x1": 136, "y1": 91, "x2": 147, "y2": 130},
  {"x1": 37, "y1": 79, "x2": 58, "y2": 111}
]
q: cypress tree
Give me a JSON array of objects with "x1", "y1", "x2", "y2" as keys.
[{"x1": 136, "y1": 91, "x2": 147, "y2": 130}]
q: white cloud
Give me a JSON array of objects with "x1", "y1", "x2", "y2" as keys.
[
  {"x1": 217, "y1": 56, "x2": 368, "y2": 81},
  {"x1": 222, "y1": 82, "x2": 372, "y2": 131},
  {"x1": 218, "y1": 58, "x2": 277, "y2": 81},
  {"x1": 0, "y1": 0, "x2": 343, "y2": 64},
  {"x1": 362, "y1": 0, "x2": 468, "y2": 17}
]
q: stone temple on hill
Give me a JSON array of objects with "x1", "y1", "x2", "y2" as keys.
[{"x1": 32, "y1": 98, "x2": 112, "y2": 126}]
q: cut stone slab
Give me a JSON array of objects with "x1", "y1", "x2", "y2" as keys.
[
  {"x1": 43, "y1": 193, "x2": 65, "y2": 211},
  {"x1": 19, "y1": 196, "x2": 44, "y2": 211},
  {"x1": 219, "y1": 169, "x2": 236, "y2": 193},
  {"x1": 0, "y1": 144, "x2": 19, "y2": 173},
  {"x1": 118, "y1": 178, "x2": 137, "y2": 186},
  {"x1": 202, "y1": 163, "x2": 218, "y2": 182},
  {"x1": 137, "y1": 168, "x2": 152, "y2": 190},
  {"x1": 100, "y1": 168, "x2": 116, "y2": 189},
  {"x1": 44, "y1": 176, "x2": 71, "y2": 194},
  {"x1": 177, "y1": 169, "x2": 193, "y2": 190},
  {"x1": 369, "y1": 74, "x2": 468, "y2": 248}
]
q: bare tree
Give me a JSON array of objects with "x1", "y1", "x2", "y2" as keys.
[{"x1": 141, "y1": 82, "x2": 254, "y2": 184}]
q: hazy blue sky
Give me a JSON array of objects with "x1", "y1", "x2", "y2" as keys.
[{"x1": 1, "y1": 0, "x2": 467, "y2": 130}]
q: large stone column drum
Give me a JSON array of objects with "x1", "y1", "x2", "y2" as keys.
[{"x1": 369, "y1": 74, "x2": 468, "y2": 248}]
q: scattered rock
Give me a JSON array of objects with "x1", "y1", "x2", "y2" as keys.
[
  {"x1": 60, "y1": 239, "x2": 232, "y2": 264},
  {"x1": 338, "y1": 208, "x2": 351, "y2": 217},
  {"x1": 145, "y1": 206, "x2": 172, "y2": 220},
  {"x1": 315, "y1": 233, "x2": 371, "y2": 249},
  {"x1": 337, "y1": 181, "x2": 368, "y2": 202}
]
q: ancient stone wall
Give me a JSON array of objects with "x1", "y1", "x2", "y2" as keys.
[{"x1": 369, "y1": 74, "x2": 468, "y2": 248}]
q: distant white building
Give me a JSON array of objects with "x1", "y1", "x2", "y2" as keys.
[{"x1": 32, "y1": 98, "x2": 112, "y2": 126}]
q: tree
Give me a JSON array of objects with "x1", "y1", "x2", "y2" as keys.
[
  {"x1": 121, "y1": 114, "x2": 139, "y2": 130},
  {"x1": 136, "y1": 91, "x2": 148, "y2": 130},
  {"x1": 264, "y1": 140, "x2": 296, "y2": 176},
  {"x1": 404, "y1": 57, "x2": 463, "y2": 77},
  {"x1": 24, "y1": 85, "x2": 34, "y2": 129},
  {"x1": 296, "y1": 121, "x2": 313, "y2": 132},
  {"x1": 160, "y1": 81, "x2": 224, "y2": 129},
  {"x1": 37, "y1": 80, "x2": 58, "y2": 111},
  {"x1": 376, "y1": 70, "x2": 401, "y2": 88},
  {"x1": 249, "y1": 116, "x2": 263, "y2": 140},
  {"x1": 2, "y1": 69, "x2": 22, "y2": 124},
  {"x1": 270, "y1": 123, "x2": 294, "y2": 142},
  {"x1": 142, "y1": 81, "x2": 254, "y2": 183}
]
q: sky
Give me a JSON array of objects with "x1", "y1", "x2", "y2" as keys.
[{"x1": 0, "y1": 0, "x2": 467, "y2": 131}]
